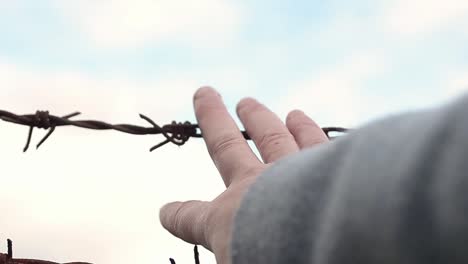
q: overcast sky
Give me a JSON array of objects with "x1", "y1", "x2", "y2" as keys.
[{"x1": 1, "y1": 1, "x2": 468, "y2": 263}]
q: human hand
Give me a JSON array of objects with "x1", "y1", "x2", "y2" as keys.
[{"x1": 159, "y1": 86, "x2": 329, "y2": 264}]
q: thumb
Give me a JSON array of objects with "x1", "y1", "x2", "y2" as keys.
[{"x1": 159, "y1": 200, "x2": 211, "y2": 246}]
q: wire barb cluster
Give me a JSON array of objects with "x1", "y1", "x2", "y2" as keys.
[
  {"x1": 0, "y1": 109, "x2": 348, "y2": 152},
  {"x1": 6, "y1": 239, "x2": 12, "y2": 260}
]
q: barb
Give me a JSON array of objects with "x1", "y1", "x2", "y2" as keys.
[
  {"x1": 2, "y1": 239, "x2": 201, "y2": 264},
  {"x1": 7, "y1": 239, "x2": 12, "y2": 260},
  {"x1": 0, "y1": 109, "x2": 349, "y2": 152},
  {"x1": 1, "y1": 239, "x2": 92, "y2": 264},
  {"x1": 194, "y1": 245, "x2": 200, "y2": 264},
  {"x1": 168, "y1": 245, "x2": 201, "y2": 264}
]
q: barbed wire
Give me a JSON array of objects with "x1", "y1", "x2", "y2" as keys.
[
  {"x1": 1, "y1": 239, "x2": 200, "y2": 264},
  {"x1": 1, "y1": 239, "x2": 91, "y2": 264},
  {"x1": 0, "y1": 110, "x2": 348, "y2": 262},
  {"x1": 0, "y1": 109, "x2": 348, "y2": 263},
  {"x1": 0, "y1": 110, "x2": 348, "y2": 152}
]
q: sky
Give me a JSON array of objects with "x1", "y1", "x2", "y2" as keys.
[{"x1": 0, "y1": 0, "x2": 467, "y2": 263}]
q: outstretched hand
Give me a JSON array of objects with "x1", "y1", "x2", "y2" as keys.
[{"x1": 159, "y1": 86, "x2": 329, "y2": 264}]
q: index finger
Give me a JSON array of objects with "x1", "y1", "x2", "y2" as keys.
[{"x1": 194, "y1": 87, "x2": 261, "y2": 187}]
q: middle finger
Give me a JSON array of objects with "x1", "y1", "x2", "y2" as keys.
[
  {"x1": 194, "y1": 87, "x2": 261, "y2": 187},
  {"x1": 236, "y1": 98, "x2": 299, "y2": 163}
]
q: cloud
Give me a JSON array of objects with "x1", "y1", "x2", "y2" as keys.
[
  {"x1": 0, "y1": 59, "x2": 255, "y2": 120},
  {"x1": 384, "y1": 0, "x2": 468, "y2": 36},
  {"x1": 0, "y1": 63, "x2": 190, "y2": 122},
  {"x1": 276, "y1": 52, "x2": 388, "y2": 127},
  {"x1": 52, "y1": 0, "x2": 242, "y2": 49}
]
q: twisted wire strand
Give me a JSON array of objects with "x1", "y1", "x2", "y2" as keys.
[
  {"x1": 3, "y1": 239, "x2": 199, "y2": 264},
  {"x1": 1, "y1": 239, "x2": 91, "y2": 264},
  {"x1": 0, "y1": 109, "x2": 349, "y2": 152}
]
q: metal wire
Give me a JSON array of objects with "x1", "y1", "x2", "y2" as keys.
[
  {"x1": 2, "y1": 239, "x2": 200, "y2": 264},
  {"x1": 6, "y1": 239, "x2": 11, "y2": 260},
  {"x1": 0, "y1": 109, "x2": 349, "y2": 152},
  {"x1": 0, "y1": 110, "x2": 348, "y2": 263},
  {"x1": 1, "y1": 239, "x2": 91, "y2": 264}
]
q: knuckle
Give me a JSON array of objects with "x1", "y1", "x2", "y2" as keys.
[
  {"x1": 210, "y1": 133, "x2": 244, "y2": 158},
  {"x1": 258, "y1": 131, "x2": 294, "y2": 162},
  {"x1": 258, "y1": 131, "x2": 294, "y2": 150}
]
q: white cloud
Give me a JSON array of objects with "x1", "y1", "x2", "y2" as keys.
[
  {"x1": 384, "y1": 0, "x2": 468, "y2": 36},
  {"x1": 0, "y1": 61, "x2": 254, "y2": 120},
  {"x1": 276, "y1": 52, "x2": 387, "y2": 127},
  {"x1": 0, "y1": 64, "x2": 191, "y2": 122},
  {"x1": 52, "y1": 0, "x2": 242, "y2": 49}
]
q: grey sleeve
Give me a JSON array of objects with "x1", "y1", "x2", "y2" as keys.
[{"x1": 231, "y1": 94, "x2": 468, "y2": 264}]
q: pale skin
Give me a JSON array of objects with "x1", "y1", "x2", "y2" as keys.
[{"x1": 159, "y1": 86, "x2": 329, "y2": 264}]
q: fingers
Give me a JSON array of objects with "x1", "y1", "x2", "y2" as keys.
[
  {"x1": 237, "y1": 98, "x2": 299, "y2": 163},
  {"x1": 194, "y1": 87, "x2": 261, "y2": 186},
  {"x1": 286, "y1": 110, "x2": 329, "y2": 149},
  {"x1": 159, "y1": 200, "x2": 211, "y2": 248}
]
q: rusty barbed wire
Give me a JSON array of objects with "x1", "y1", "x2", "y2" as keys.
[
  {"x1": 0, "y1": 110, "x2": 349, "y2": 152},
  {"x1": 0, "y1": 110, "x2": 348, "y2": 263},
  {"x1": 1, "y1": 239, "x2": 200, "y2": 264},
  {"x1": 1, "y1": 239, "x2": 91, "y2": 264}
]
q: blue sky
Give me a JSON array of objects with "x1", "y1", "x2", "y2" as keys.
[
  {"x1": 1, "y1": 0, "x2": 467, "y2": 124},
  {"x1": 1, "y1": 1, "x2": 468, "y2": 263}
]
